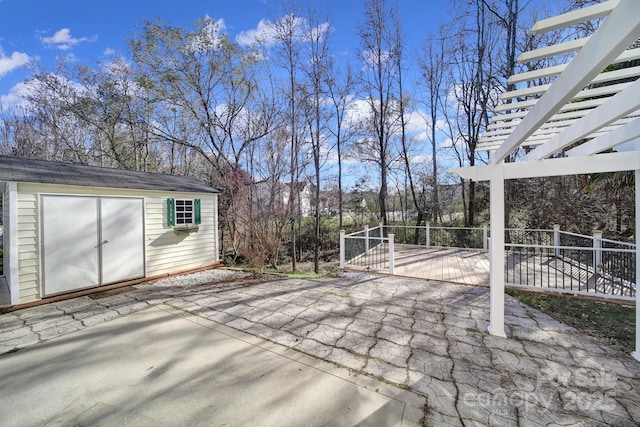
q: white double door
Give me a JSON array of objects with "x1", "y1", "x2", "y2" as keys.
[{"x1": 41, "y1": 195, "x2": 145, "y2": 296}]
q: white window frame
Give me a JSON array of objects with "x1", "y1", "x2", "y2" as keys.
[{"x1": 174, "y1": 199, "x2": 195, "y2": 226}]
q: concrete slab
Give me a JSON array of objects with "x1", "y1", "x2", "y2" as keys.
[{"x1": 0, "y1": 305, "x2": 423, "y2": 427}]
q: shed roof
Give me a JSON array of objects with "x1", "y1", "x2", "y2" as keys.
[{"x1": 0, "y1": 155, "x2": 219, "y2": 194}]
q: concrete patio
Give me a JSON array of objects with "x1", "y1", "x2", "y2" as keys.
[{"x1": 1, "y1": 270, "x2": 639, "y2": 426}]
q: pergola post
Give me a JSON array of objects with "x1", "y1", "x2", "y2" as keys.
[
  {"x1": 633, "y1": 169, "x2": 640, "y2": 362},
  {"x1": 488, "y1": 166, "x2": 506, "y2": 337},
  {"x1": 449, "y1": 0, "x2": 638, "y2": 356}
]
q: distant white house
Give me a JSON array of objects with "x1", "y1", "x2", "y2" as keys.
[
  {"x1": 0, "y1": 155, "x2": 220, "y2": 308},
  {"x1": 282, "y1": 181, "x2": 313, "y2": 217}
]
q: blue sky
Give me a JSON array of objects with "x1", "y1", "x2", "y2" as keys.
[{"x1": 0, "y1": 0, "x2": 448, "y2": 104}]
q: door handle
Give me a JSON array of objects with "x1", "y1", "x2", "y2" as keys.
[{"x1": 102, "y1": 240, "x2": 109, "y2": 244}]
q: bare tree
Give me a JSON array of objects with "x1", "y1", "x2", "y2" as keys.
[
  {"x1": 390, "y1": 8, "x2": 424, "y2": 236},
  {"x1": 357, "y1": 0, "x2": 402, "y2": 225},
  {"x1": 417, "y1": 32, "x2": 447, "y2": 223},
  {"x1": 326, "y1": 63, "x2": 359, "y2": 229},
  {"x1": 299, "y1": 7, "x2": 332, "y2": 273},
  {"x1": 441, "y1": 0, "x2": 501, "y2": 226},
  {"x1": 269, "y1": 4, "x2": 308, "y2": 272}
]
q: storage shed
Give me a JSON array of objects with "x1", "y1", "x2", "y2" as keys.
[{"x1": 0, "y1": 155, "x2": 220, "y2": 308}]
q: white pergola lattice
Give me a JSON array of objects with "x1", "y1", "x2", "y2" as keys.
[{"x1": 450, "y1": 0, "x2": 640, "y2": 360}]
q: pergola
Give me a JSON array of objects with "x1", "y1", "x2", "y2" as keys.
[{"x1": 451, "y1": 0, "x2": 640, "y2": 360}]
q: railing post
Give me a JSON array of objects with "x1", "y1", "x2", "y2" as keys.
[
  {"x1": 553, "y1": 224, "x2": 560, "y2": 258},
  {"x1": 426, "y1": 223, "x2": 430, "y2": 248},
  {"x1": 483, "y1": 225, "x2": 488, "y2": 251},
  {"x1": 388, "y1": 233, "x2": 395, "y2": 274},
  {"x1": 364, "y1": 225, "x2": 370, "y2": 254},
  {"x1": 339, "y1": 229, "x2": 345, "y2": 268},
  {"x1": 593, "y1": 229, "x2": 603, "y2": 276}
]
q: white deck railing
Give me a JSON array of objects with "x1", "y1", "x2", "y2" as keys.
[
  {"x1": 340, "y1": 225, "x2": 394, "y2": 274},
  {"x1": 340, "y1": 224, "x2": 636, "y2": 297}
]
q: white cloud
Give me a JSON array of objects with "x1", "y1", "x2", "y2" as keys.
[
  {"x1": 0, "y1": 49, "x2": 30, "y2": 78},
  {"x1": 42, "y1": 28, "x2": 96, "y2": 50},
  {"x1": 1, "y1": 71, "x2": 113, "y2": 112},
  {"x1": 103, "y1": 47, "x2": 116, "y2": 56},
  {"x1": 236, "y1": 15, "x2": 330, "y2": 47},
  {"x1": 410, "y1": 154, "x2": 434, "y2": 164},
  {"x1": 236, "y1": 18, "x2": 276, "y2": 46},
  {"x1": 404, "y1": 109, "x2": 429, "y2": 135},
  {"x1": 344, "y1": 98, "x2": 371, "y2": 127},
  {"x1": 0, "y1": 80, "x2": 32, "y2": 111},
  {"x1": 303, "y1": 22, "x2": 331, "y2": 43}
]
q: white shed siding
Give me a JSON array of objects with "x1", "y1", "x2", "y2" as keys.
[
  {"x1": 12, "y1": 183, "x2": 218, "y2": 304},
  {"x1": 144, "y1": 192, "x2": 217, "y2": 276},
  {"x1": 4, "y1": 182, "x2": 20, "y2": 305},
  {"x1": 17, "y1": 190, "x2": 38, "y2": 303}
]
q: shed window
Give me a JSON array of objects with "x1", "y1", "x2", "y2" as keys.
[{"x1": 167, "y1": 198, "x2": 201, "y2": 227}]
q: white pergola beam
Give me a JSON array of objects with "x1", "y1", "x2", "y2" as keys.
[
  {"x1": 450, "y1": 151, "x2": 640, "y2": 181},
  {"x1": 525, "y1": 77, "x2": 640, "y2": 160},
  {"x1": 567, "y1": 117, "x2": 640, "y2": 157},
  {"x1": 481, "y1": 118, "x2": 638, "y2": 151},
  {"x1": 500, "y1": 84, "x2": 550, "y2": 101},
  {"x1": 507, "y1": 51, "x2": 640, "y2": 89},
  {"x1": 494, "y1": 95, "x2": 611, "y2": 121},
  {"x1": 485, "y1": 121, "x2": 579, "y2": 139},
  {"x1": 489, "y1": 117, "x2": 577, "y2": 132},
  {"x1": 572, "y1": 81, "x2": 634, "y2": 101},
  {"x1": 530, "y1": 0, "x2": 618, "y2": 34},
  {"x1": 494, "y1": 98, "x2": 537, "y2": 113},
  {"x1": 517, "y1": 37, "x2": 588, "y2": 63},
  {"x1": 499, "y1": 64, "x2": 639, "y2": 102},
  {"x1": 590, "y1": 62, "x2": 640, "y2": 84},
  {"x1": 480, "y1": 98, "x2": 637, "y2": 141},
  {"x1": 491, "y1": 0, "x2": 640, "y2": 164},
  {"x1": 507, "y1": 64, "x2": 565, "y2": 85},
  {"x1": 616, "y1": 140, "x2": 640, "y2": 152}
]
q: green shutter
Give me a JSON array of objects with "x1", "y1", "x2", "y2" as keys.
[
  {"x1": 194, "y1": 199, "x2": 201, "y2": 225},
  {"x1": 167, "y1": 198, "x2": 175, "y2": 226}
]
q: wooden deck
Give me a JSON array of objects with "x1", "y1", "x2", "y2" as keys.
[
  {"x1": 392, "y1": 246, "x2": 490, "y2": 285},
  {"x1": 348, "y1": 245, "x2": 635, "y2": 298}
]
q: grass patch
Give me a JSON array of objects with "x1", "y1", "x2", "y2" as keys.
[
  {"x1": 506, "y1": 288, "x2": 635, "y2": 353},
  {"x1": 282, "y1": 271, "x2": 332, "y2": 279},
  {"x1": 324, "y1": 290, "x2": 349, "y2": 298},
  {"x1": 236, "y1": 261, "x2": 342, "y2": 279}
]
